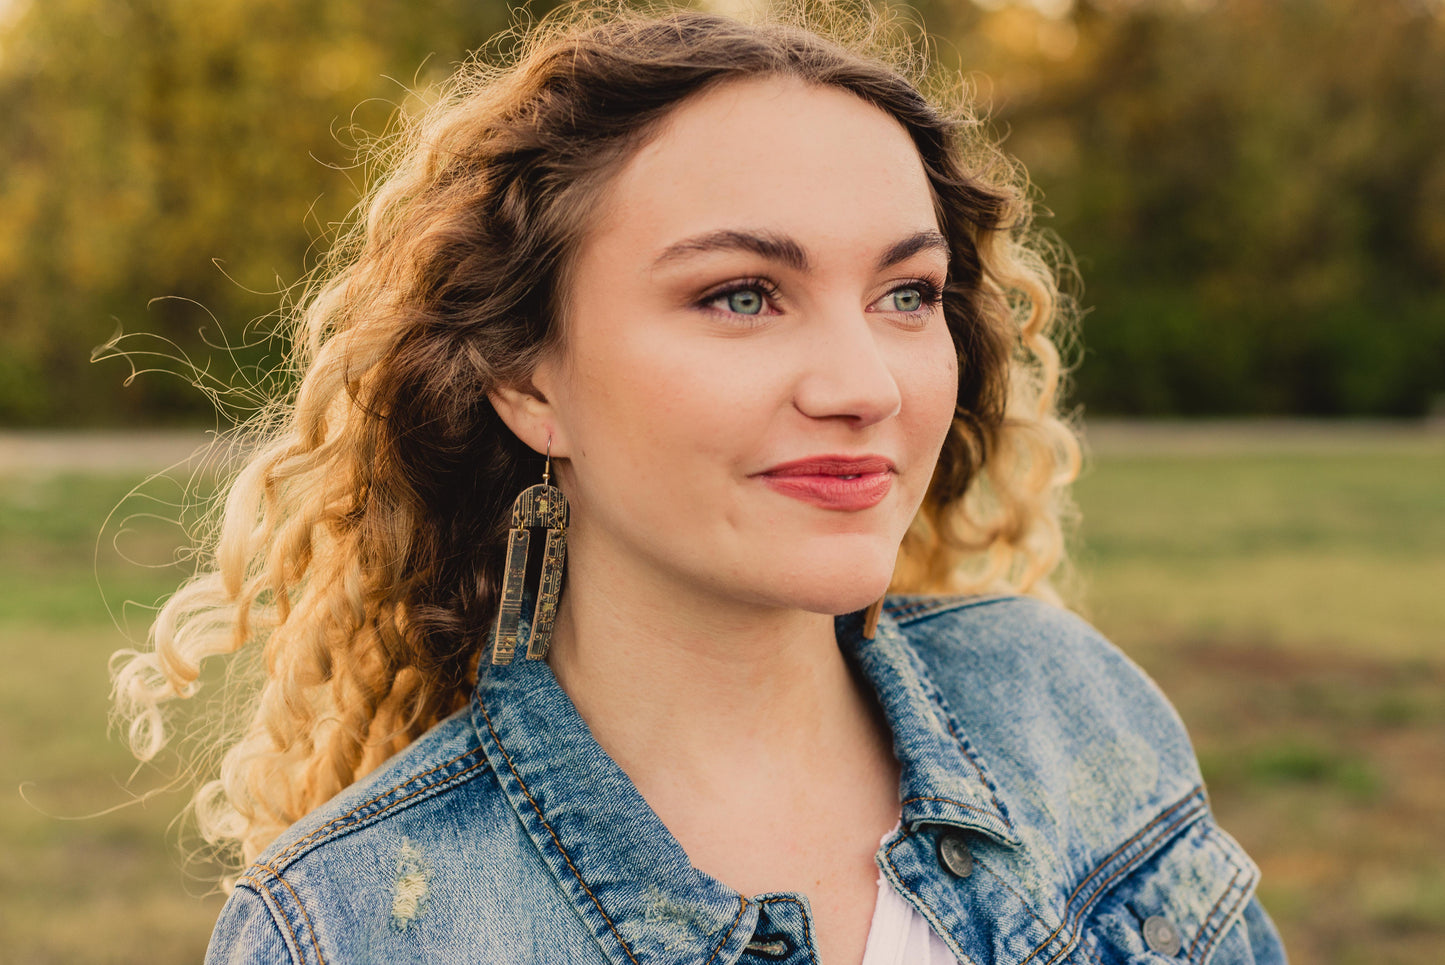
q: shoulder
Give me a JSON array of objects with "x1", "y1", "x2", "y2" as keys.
[
  {"x1": 888, "y1": 593, "x2": 1190, "y2": 749},
  {"x1": 884, "y1": 592, "x2": 1205, "y2": 844},
  {"x1": 248, "y1": 704, "x2": 495, "y2": 876},
  {"x1": 206, "y1": 707, "x2": 544, "y2": 965},
  {"x1": 886, "y1": 591, "x2": 1163, "y2": 703},
  {"x1": 883, "y1": 595, "x2": 1284, "y2": 964}
]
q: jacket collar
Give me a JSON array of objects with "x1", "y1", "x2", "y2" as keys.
[
  {"x1": 847, "y1": 604, "x2": 1022, "y2": 846},
  {"x1": 470, "y1": 603, "x2": 1022, "y2": 965}
]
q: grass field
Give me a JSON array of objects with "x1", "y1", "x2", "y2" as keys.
[{"x1": 1, "y1": 429, "x2": 1442, "y2": 963}]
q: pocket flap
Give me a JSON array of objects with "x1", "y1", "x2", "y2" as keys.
[{"x1": 1082, "y1": 816, "x2": 1261, "y2": 964}]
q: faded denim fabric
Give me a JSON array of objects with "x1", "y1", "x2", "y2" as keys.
[{"x1": 206, "y1": 595, "x2": 1289, "y2": 965}]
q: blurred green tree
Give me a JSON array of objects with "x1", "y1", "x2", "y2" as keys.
[
  {"x1": 0, "y1": 0, "x2": 1440, "y2": 423},
  {"x1": 0, "y1": 0, "x2": 561, "y2": 424},
  {"x1": 989, "y1": 0, "x2": 1445, "y2": 414}
]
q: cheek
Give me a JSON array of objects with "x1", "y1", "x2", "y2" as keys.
[
  {"x1": 577, "y1": 336, "x2": 743, "y2": 437},
  {"x1": 901, "y1": 327, "x2": 961, "y2": 455},
  {"x1": 559, "y1": 324, "x2": 766, "y2": 497}
]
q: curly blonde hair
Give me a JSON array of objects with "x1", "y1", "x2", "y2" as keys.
[{"x1": 110, "y1": 0, "x2": 1081, "y2": 883}]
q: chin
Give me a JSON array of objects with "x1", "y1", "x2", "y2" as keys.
[
  {"x1": 759, "y1": 543, "x2": 898, "y2": 616},
  {"x1": 778, "y1": 585, "x2": 891, "y2": 619}
]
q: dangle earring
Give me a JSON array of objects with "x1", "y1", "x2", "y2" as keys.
[
  {"x1": 862, "y1": 596, "x2": 884, "y2": 640},
  {"x1": 491, "y1": 438, "x2": 569, "y2": 665}
]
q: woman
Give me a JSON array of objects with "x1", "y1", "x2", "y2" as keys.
[{"x1": 112, "y1": 4, "x2": 1288, "y2": 963}]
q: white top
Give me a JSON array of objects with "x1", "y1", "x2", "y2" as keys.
[{"x1": 859, "y1": 824, "x2": 959, "y2": 965}]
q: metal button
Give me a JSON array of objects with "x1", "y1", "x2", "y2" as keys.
[
  {"x1": 935, "y1": 830, "x2": 974, "y2": 878},
  {"x1": 1142, "y1": 915, "x2": 1182, "y2": 956}
]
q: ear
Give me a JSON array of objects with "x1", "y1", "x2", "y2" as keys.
[{"x1": 487, "y1": 363, "x2": 570, "y2": 459}]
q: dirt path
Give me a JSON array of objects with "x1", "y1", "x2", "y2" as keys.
[
  {"x1": 0, "y1": 429, "x2": 226, "y2": 475},
  {"x1": 1, "y1": 419, "x2": 1441, "y2": 475},
  {"x1": 1078, "y1": 417, "x2": 1444, "y2": 456}
]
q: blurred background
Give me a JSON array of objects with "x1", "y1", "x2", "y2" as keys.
[{"x1": 0, "y1": 0, "x2": 1441, "y2": 961}]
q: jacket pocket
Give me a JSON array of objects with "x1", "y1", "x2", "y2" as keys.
[{"x1": 1077, "y1": 815, "x2": 1262, "y2": 965}]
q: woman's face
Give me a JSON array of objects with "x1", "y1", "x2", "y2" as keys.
[{"x1": 519, "y1": 76, "x2": 959, "y2": 618}]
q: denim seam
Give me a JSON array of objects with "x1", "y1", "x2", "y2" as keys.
[
  {"x1": 1187, "y1": 866, "x2": 1244, "y2": 963},
  {"x1": 936, "y1": 710, "x2": 1015, "y2": 830},
  {"x1": 1010, "y1": 785, "x2": 1206, "y2": 965},
  {"x1": 1186, "y1": 824, "x2": 1257, "y2": 964},
  {"x1": 1071, "y1": 932, "x2": 1103, "y2": 965},
  {"x1": 885, "y1": 600, "x2": 956, "y2": 622},
  {"x1": 267, "y1": 747, "x2": 488, "y2": 868},
  {"x1": 757, "y1": 896, "x2": 820, "y2": 965},
  {"x1": 900, "y1": 794, "x2": 1005, "y2": 820},
  {"x1": 1199, "y1": 869, "x2": 1253, "y2": 964},
  {"x1": 975, "y1": 857, "x2": 1052, "y2": 932},
  {"x1": 701, "y1": 898, "x2": 750, "y2": 965},
  {"x1": 880, "y1": 830, "x2": 983, "y2": 965},
  {"x1": 1185, "y1": 831, "x2": 1237, "y2": 961},
  {"x1": 236, "y1": 878, "x2": 303, "y2": 965},
  {"x1": 245, "y1": 862, "x2": 327, "y2": 965},
  {"x1": 1037, "y1": 802, "x2": 1208, "y2": 965},
  {"x1": 886, "y1": 595, "x2": 1018, "y2": 626},
  {"x1": 1056, "y1": 786, "x2": 1205, "y2": 920},
  {"x1": 476, "y1": 698, "x2": 642, "y2": 965},
  {"x1": 1189, "y1": 822, "x2": 1258, "y2": 962},
  {"x1": 889, "y1": 626, "x2": 1016, "y2": 832},
  {"x1": 1216, "y1": 834, "x2": 1258, "y2": 945}
]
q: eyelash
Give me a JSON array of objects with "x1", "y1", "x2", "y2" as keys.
[{"x1": 697, "y1": 277, "x2": 944, "y2": 327}]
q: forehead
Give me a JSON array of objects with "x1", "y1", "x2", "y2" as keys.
[{"x1": 584, "y1": 76, "x2": 940, "y2": 267}]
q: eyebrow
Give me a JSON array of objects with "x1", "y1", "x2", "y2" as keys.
[{"x1": 650, "y1": 228, "x2": 950, "y2": 273}]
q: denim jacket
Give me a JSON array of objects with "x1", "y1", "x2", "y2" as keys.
[{"x1": 206, "y1": 595, "x2": 1289, "y2": 964}]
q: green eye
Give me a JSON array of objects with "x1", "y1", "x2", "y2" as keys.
[
  {"x1": 891, "y1": 287, "x2": 923, "y2": 312},
  {"x1": 727, "y1": 289, "x2": 765, "y2": 315}
]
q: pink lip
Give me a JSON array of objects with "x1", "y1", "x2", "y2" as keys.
[{"x1": 756, "y1": 455, "x2": 896, "y2": 511}]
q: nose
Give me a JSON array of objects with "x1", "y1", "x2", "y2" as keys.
[{"x1": 791, "y1": 311, "x2": 903, "y2": 428}]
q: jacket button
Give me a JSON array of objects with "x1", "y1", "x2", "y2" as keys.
[
  {"x1": 1142, "y1": 915, "x2": 1182, "y2": 956},
  {"x1": 935, "y1": 830, "x2": 973, "y2": 878}
]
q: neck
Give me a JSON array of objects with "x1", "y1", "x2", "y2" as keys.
[{"x1": 542, "y1": 546, "x2": 890, "y2": 803}]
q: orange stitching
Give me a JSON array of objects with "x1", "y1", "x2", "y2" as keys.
[
  {"x1": 900, "y1": 795, "x2": 1003, "y2": 819},
  {"x1": 930, "y1": 682, "x2": 1014, "y2": 827},
  {"x1": 759, "y1": 897, "x2": 819, "y2": 965},
  {"x1": 1186, "y1": 827, "x2": 1254, "y2": 960},
  {"x1": 701, "y1": 899, "x2": 748, "y2": 965},
  {"x1": 1038, "y1": 805, "x2": 1206, "y2": 965},
  {"x1": 944, "y1": 719, "x2": 997, "y2": 789},
  {"x1": 477, "y1": 698, "x2": 642, "y2": 965},
  {"x1": 253, "y1": 862, "x2": 327, "y2": 965},
  {"x1": 889, "y1": 595, "x2": 1011, "y2": 625},
  {"x1": 272, "y1": 757, "x2": 487, "y2": 869},
  {"x1": 1059, "y1": 788, "x2": 1203, "y2": 911},
  {"x1": 237, "y1": 875, "x2": 306, "y2": 962},
  {"x1": 895, "y1": 825, "x2": 1049, "y2": 931},
  {"x1": 880, "y1": 831, "x2": 984, "y2": 965},
  {"x1": 1198, "y1": 870, "x2": 1252, "y2": 963},
  {"x1": 1013, "y1": 787, "x2": 1204, "y2": 965},
  {"x1": 1187, "y1": 866, "x2": 1245, "y2": 961},
  {"x1": 1186, "y1": 869, "x2": 1236, "y2": 961},
  {"x1": 1075, "y1": 933, "x2": 1104, "y2": 965},
  {"x1": 892, "y1": 784, "x2": 1204, "y2": 965},
  {"x1": 871, "y1": 596, "x2": 1016, "y2": 831},
  {"x1": 977, "y1": 859, "x2": 1051, "y2": 931},
  {"x1": 1184, "y1": 850, "x2": 1235, "y2": 960},
  {"x1": 271, "y1": 747, "x2": 484, "y2": 866}
]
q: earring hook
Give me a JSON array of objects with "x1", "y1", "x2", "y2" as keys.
[{"x1": 543, "y1": 436, "x2": 552, "y2": 487}]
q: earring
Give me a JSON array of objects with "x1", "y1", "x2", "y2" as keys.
[
  {"x1": 491, "y1": 438, "x2": 569, "y2": 665},
  {"x1": 862, "y1": 596, "x2": 884, "y2": 640}
]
